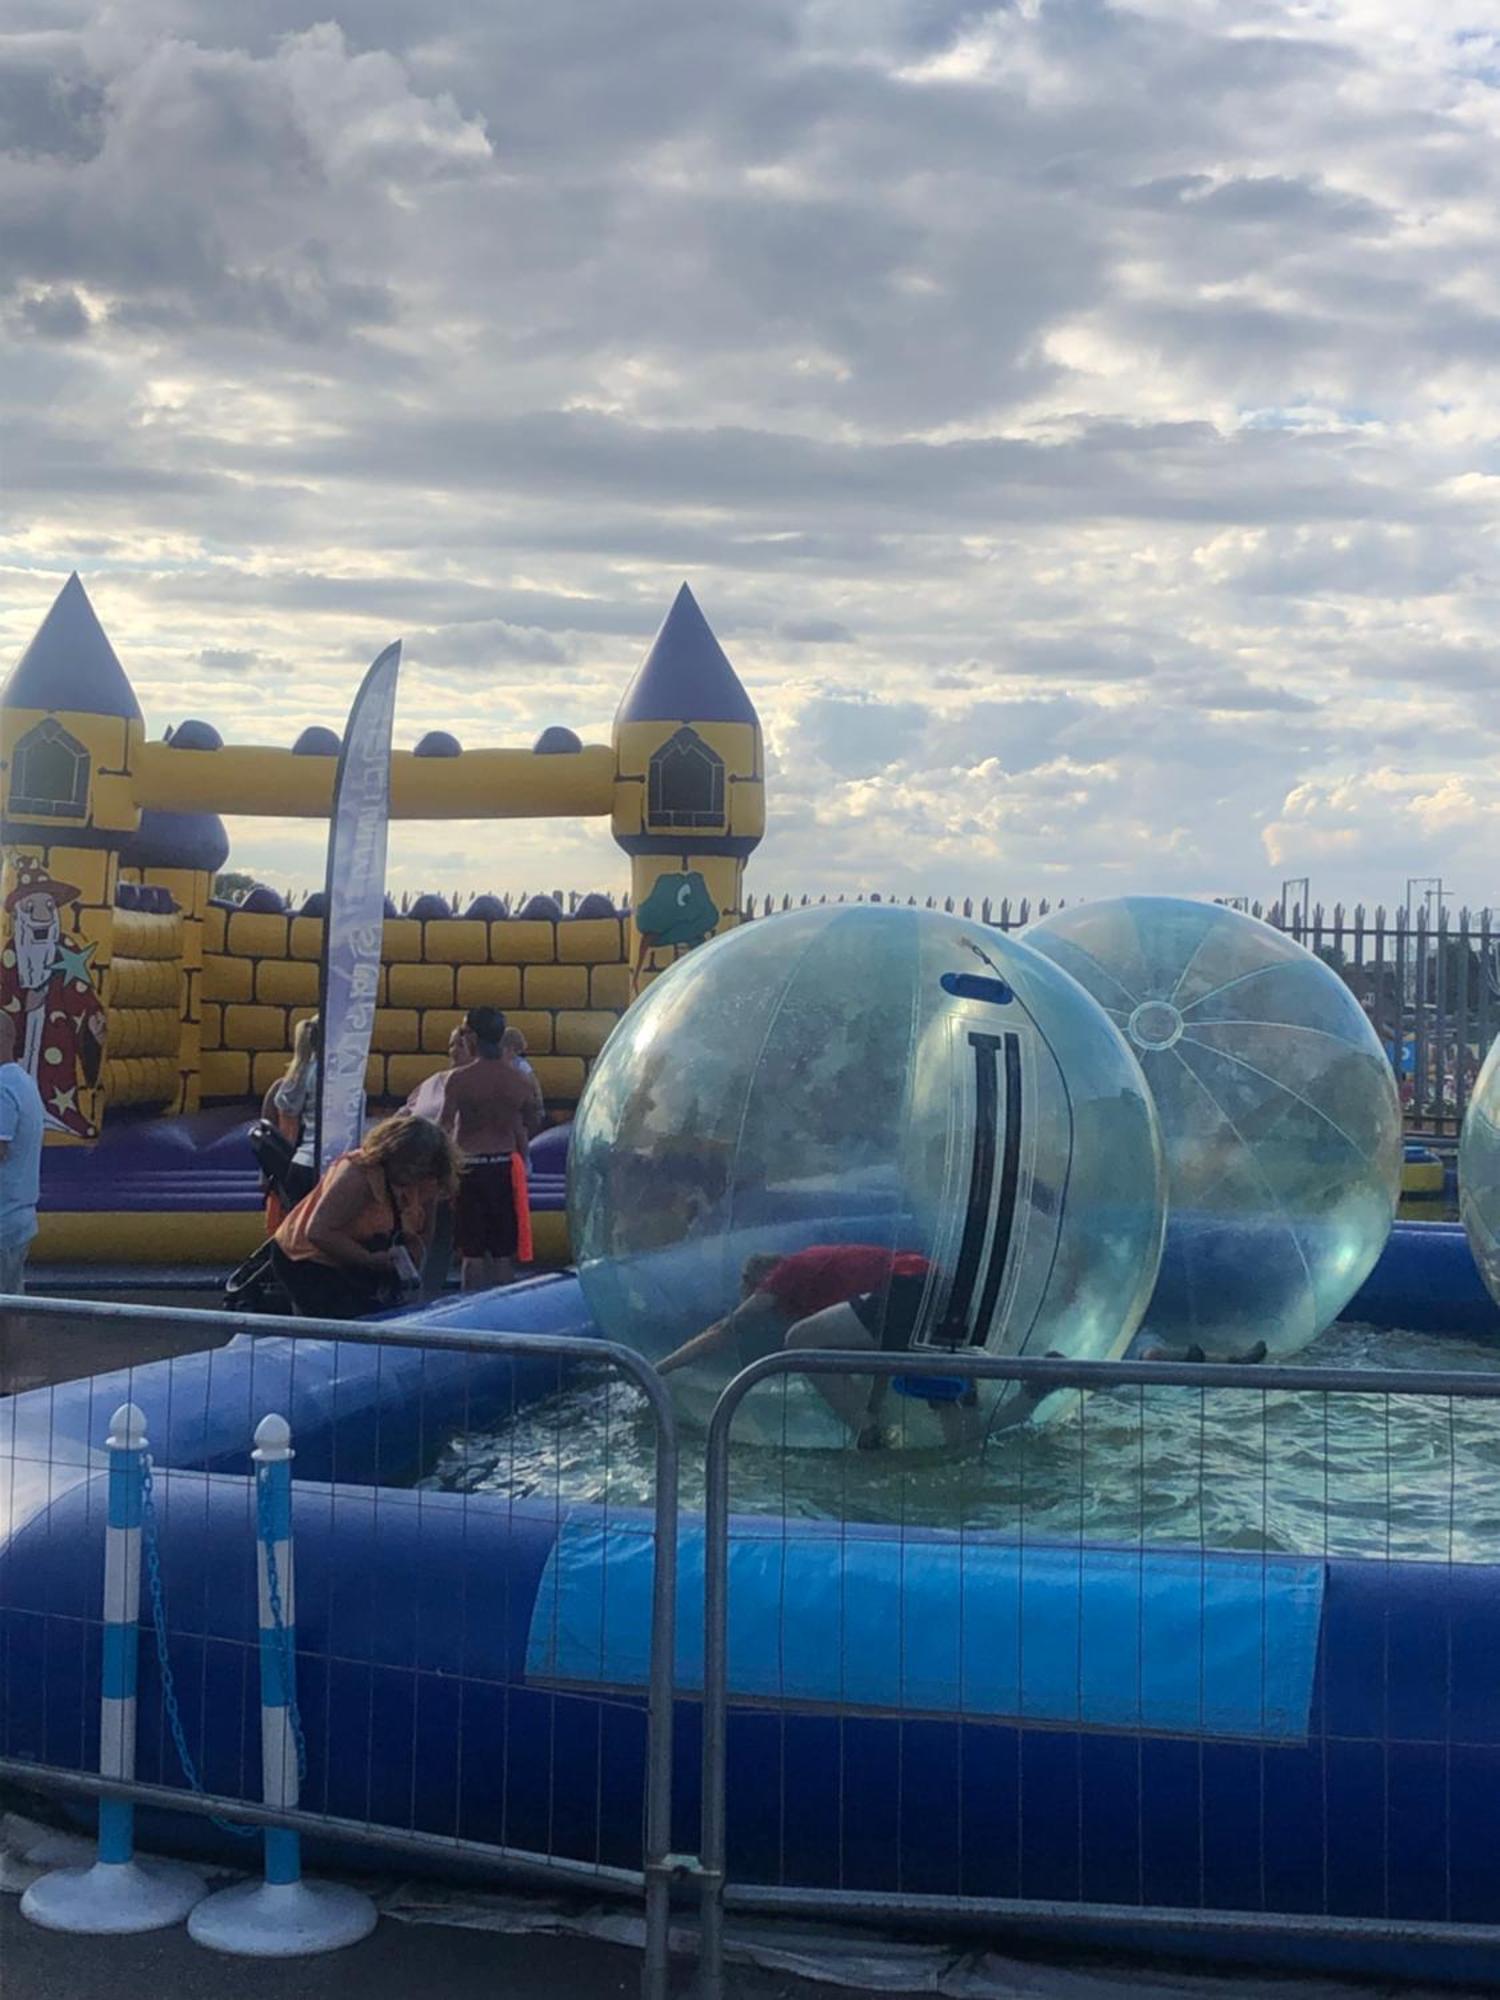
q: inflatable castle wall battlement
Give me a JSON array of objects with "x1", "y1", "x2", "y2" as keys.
[{"x1": 0, "y1": 575, "x2": 763, "y2": 1141}]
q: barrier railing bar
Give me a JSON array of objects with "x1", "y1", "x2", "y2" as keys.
[
  {"x1": 698, "y1": 1347, "x2": 1500, "y2": 2000},
  {"x1": 723, "y1": 1882, "x2": 1500, "y2": 1950},
  {"x1": 1, "y1": 1289, "x2": 648, "y2": 1367},
  {"x1": 703, "y1": 1344, "x2": 1500, "y2": 1405},
  {"x1": 0, "y1": 1757, "x2": 647, "y2": 1898},
  {"x1": 12, "y1": 1287, "x2": 1497, "y2": 1399},
  {"x1": 1, "y1": 1296, "x2": 680, "y2": 2000}
]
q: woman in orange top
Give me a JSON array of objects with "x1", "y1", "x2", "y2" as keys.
[{"x1": 272, "y1": 1114, "x2": 461, "y2": 1320}]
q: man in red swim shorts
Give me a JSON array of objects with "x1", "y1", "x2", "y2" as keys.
[{"x1": 436, "y1": 1005, "x2": 534, "y2": 1291}]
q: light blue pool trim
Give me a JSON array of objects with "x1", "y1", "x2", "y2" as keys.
[{"x1": 526, "y1": 1517, "x2": 1325, "y2": 1741}]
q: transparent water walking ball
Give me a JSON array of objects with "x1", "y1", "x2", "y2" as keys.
[
  {"x1": 1028, "y1": 897, "x2": 1401, "y2": 1359},
  {"x1": 1460, "y1": 1038, "x2": 1500, "y2": 1306},
  {"x1": 568, "y1": 904, "x2": 1165, "y2": 1445}
]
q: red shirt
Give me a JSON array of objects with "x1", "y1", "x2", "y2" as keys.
[{"x1": 756, "y1": 1245, "x2": 930, "y2": 1319}]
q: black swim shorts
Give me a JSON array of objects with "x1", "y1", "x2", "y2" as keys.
[{"x1": 850, "y1": 1271, "x2": 928, "y2": 1352}]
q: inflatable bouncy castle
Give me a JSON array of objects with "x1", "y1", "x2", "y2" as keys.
[{"x1": 0, "y1": 575, "x2": 764, "y2": 1266}]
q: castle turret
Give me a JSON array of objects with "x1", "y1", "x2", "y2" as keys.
[
  {"x1": 0, "y1": 575, "x2": 142, "y2": 1139},
  {"x1": 611, "y1": 584, "x2": 764, "y2": 985}
]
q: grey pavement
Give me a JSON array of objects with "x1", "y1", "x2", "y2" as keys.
[{"x1": 0, "y1": 1896, "x2": 818, "y2": 2000}]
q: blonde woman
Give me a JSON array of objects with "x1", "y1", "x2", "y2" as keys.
[
  {"x1": 272, "y1": 1114, "x2": 461, "y2": 1319},
  {"x1": 264, "y1": 1016, "x2": 320, "y2": 1201}
]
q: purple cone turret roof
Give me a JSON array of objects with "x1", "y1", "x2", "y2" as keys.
[
  {"x1": 3, "y1": 573, "x2": 142, "y2": 721},
  {"x1": 615, "y1": 583, "x2": 756, "y2": 727}
]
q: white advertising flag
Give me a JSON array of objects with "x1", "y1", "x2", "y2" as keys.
[{"x1": 315, "y1": 639, "x2": 402, "y2": 1172}]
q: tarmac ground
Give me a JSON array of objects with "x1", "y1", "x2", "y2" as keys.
[{"x1": 0, "y1": 1895, "x2": 815, "y2": 2000}]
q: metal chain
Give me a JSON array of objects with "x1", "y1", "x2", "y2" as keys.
[
  {"x1": 257, "y1": 1469, "x2": 308, "y2": 1786},
  {"x1": 140, "y1": 1454, "x2": 258, "y2": 1838}
]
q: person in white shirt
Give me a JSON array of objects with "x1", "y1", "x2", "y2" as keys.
[
  {"x1": 0, "y1": 1009, "x2": 46, "y2": 1294},
  {"x1": 404, "y1": 1022, "x2": 476, "y2": 1297},
  {"x1": 501, "y1": 1026, "x2": 545, "y2": 1135},
  {"x1": 265, "y1": 1015, "x2": 321, "y2": 1206}
]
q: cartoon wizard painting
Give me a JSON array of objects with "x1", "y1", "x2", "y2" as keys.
[{"x1": 0, "y1": 859, "x2": 108, "y2": 1138}]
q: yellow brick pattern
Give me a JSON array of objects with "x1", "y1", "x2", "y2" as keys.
[
  {"x1": 202, "y1": 1049, "x2": 249, "y2": 1098},
  {"x1": 555, "y1": 1011, "x2": 617, "y2": 1058},
  {"x1": 389, "y1": 963, "x2": 455, "y2": 1008},
  {"x1": 420, "y1": 1010, "x2": 466, "y2": 1053},
  {"x1": 109, "y1": 957, "x2": 180, "y2": 1009},
  {"x1": 589, "y1": 963, "x2": 633, "y2": 1010},
  {"x1": 226, "y1": 911, "x2": 290, "y2": 959},
  {"x1": 455, "y1": 965, "x2": 521, "y2": 1008},
  {"x1": 421, "y1": 920, "x2": 489, "y2": 965},
  {"x1": 370, "y1": 1009, "x2": 420, "y2": 1053},
  {"x1": 105, "y1": 1056, "x2": 179, "y2": 1106},
  {"x1": 524, "y1": 964, "x2": 588, "y2": 1009},
  {"x1": 108, "y1": 1007, "x2": 180, "y2": 1059},
  {"x1": 489, "y1": 922, "x2": 557, "y2": 965},
  {"x1": 531, "y1": 1055, "x2": 586, "y2": 1098},
  {"x1": 255, "y1": 959, "x2": 319, "y2": 1005},
  {"x1": 557, "y1": 918, "x2": 627, "y2": 964},
  {"x1": 506, "y1": 1011, "x2": 553, "y2": 1053},
  {"x1": 223, "y1": 1003, "x2": 291, "y2": 1051},
  {"x1": 382, "y1": 919, "x2": 422, "y2": 963},
  {"x1": 202, "y1": 954, "x2": 253, "y2": 1002},
  {"x1": 386, "y1": 1053, "x2": 442, "y2": 1099},
  {"x1": 252, "y1": 1050, "x2": 292, "y2": 1096},
  {"x1": 197, "y1": 911, "x2": 636, "y2": 1116}
]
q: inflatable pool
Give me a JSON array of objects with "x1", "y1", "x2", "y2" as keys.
[{"x1": 3, "y1": 1277, "x2": 1500, "y2": 1987}]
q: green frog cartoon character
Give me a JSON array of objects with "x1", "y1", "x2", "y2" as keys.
[{"x1": 632, "y1": 869, "x2": 720, "y2": 988}]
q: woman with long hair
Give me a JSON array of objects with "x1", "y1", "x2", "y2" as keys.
[
  {"x1": 261, "y1": 1015, "x2": 321, "y2": 1220},
  {"x1": 271, "y1": 1113, "x2": 462, "y2": 1320}
]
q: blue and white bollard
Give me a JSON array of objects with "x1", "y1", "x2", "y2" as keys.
[
  {"x1": 21, "y1": 1403, "x2": 206, "y2": 1933},
  {"x1": 188, "y1": 1413, "x2": 376, "y2": 1956}
]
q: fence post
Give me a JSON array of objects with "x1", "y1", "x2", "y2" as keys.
[
  {"x1": 21, "y1": 1404, "x2": 207, "y2": 1934},
  {"x1": 188, "y1": 1414, "x2": 377, "y2": 1957}
]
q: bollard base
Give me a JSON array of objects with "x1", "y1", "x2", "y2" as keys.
[
  {"x1": 188, "y1": 1876, "x2": 378, "y2": 1957},
  {"x1": 21, "y1": 1857, "x2": 208, "y2": 1934}
]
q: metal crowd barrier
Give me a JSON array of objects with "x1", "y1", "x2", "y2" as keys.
[
  {"x1": 697, "y1": 1348, "x2": 1500, "y2": 1998},
  {"x1": 12, "y1": 1306, "x2": 1500, "y2": 1999},
  {"x1": 0, "y1": 1295, "x2": 680, "y2": 2000}
]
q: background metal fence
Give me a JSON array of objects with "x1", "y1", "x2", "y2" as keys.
[
  {"x1": 698, "y1": 1348, "x2": 1500, "y2": 1997},
  {"x1": 0, "y1": 1297, "x2": 680, "y2": 1999},
  {"x1": 741, "y1": 891, "x2": 1500, "y2": 1138}
]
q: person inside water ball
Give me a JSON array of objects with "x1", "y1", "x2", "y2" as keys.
[{"x1": 656, "y1": 1242, "x2": 1055, "y2": 1448}]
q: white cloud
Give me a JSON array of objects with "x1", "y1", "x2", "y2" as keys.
[{"x1": 3, "y1": 1, "x2": 1500, "y2": 904}]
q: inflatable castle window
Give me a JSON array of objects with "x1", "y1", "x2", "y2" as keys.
[
  {"x1": 649, "y1": 726, "x2": 724, "y2": 829},
  {"x1": 11, "y1": 719, "x2": 91, "y2": 819}
]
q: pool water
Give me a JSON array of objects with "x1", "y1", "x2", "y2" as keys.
[{"x1": 423, "y1": 1323, "x2": 1500, "y2": 1564}]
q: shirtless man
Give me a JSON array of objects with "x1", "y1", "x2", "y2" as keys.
[{"x1": 435, "y1": 1005, "x2": 534, "y2": 1291}]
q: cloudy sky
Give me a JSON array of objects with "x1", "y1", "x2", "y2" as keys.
[{"x1": 4, "y1": 0, "x2": 1500, "y2": 911}]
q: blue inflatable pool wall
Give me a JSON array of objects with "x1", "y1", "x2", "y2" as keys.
[{"x1": 3, "y1": 1267, "x2": 1500, "y2": 1985}]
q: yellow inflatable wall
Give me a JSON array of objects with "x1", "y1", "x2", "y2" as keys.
[{"x1": 1, "y1": 577, "x2": 764, "y2": 1133}]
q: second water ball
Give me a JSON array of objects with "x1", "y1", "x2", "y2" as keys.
[{"x1": 1028, "y1": 896, "x2": 1401, "y2": 1359}]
